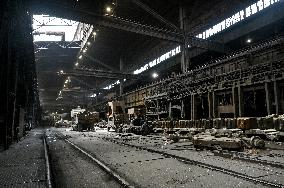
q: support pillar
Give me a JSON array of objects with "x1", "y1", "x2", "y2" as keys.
[
  {"x1": 274, "y1": 81, "x2": 280, "y2": 115},
  {"x1": 208, "y1": 92, "x2": 213, "y2": 119},
  {"x1": 265, "y1": 82, "x2": 272, "y2": 115},
  {"x1": 212, "y1": 91, "x2": 218, "y2": 118},
  {"x1": 119, "y1": 56, "x2": 124, "y2": 96},
  {"x1": 191, "y1": 94, "x2": 196, "y2": 120},
  {"x1": 232, "y1": 86, "x2": 239, "y2": 118},
  {"x1": 179, "y1": 5, "x2": 189, "y2": 73},
  {"x1": 181, "y1": 99, "x2": 185, "y2": 118},
  {"x1": 168, "y1": 101, "x2": 172, "y2": 119},
  {"x1": 238, "y1": 84, "x2": 244, "y2": 117}
]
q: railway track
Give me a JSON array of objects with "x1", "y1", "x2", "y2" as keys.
[
  {"x1": 99, "y1": 136, "x2": 284, "y2": 188},
  {"x1": 43, "y1": 133, "x2": 53, "y2": 188},
  {"x1": 44, "y1": 132, "x2": 134, "y2": 188},
  {"x1": 47, "y1": 130, "x2": 284, "y2": 188},
  {"x1": 212, "y1": 150, "x2": 284, "y2": 170},
  {"x1": 65, "y1": 139, "x2": 135, "y2": 188}
]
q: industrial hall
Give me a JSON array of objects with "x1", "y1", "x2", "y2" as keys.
[{"x1": 1, "y1": 0, "x2": 284, "y2": 187}]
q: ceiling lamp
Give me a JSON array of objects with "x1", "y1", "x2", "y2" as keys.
[
  {"x1": 104, "y1": 3, "x2": 115, "y2": 16},
  {"x1": 106, "y1": 6, "x2": 112, "y2": 13},
  {"x1": 152, "y1": 72, "x2": 158, "y2": 78}
]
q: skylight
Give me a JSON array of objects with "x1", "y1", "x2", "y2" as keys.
[{"x1": 33, "y1": 15, "x2": 79, "y2": 42}]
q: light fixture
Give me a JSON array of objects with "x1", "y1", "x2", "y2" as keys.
[
  {"x1": 79, "y1": 55, "x2": 82, "y2": 59},
  {"x1": 246, "y1": 38, "x2": 252, "y2": 43},
  {"x1": 152, "y1": 72, "x2": 158, "y2": 78},
  {"x1": 106, "y1": 6, "x2": 112, "y2": 13},
  {"x1": 83, "y1": 49, "x2": 87, "y2": 53},
  {"x1": 60, "y1": 70, "x2": 64, "y2": 74},
  {"x1": 93, "y1": 31, "x2": 97, "y2": 36},
  {"x1": 87, "y1": 42, "x2": 91, "y2": 46},
  {"x1": 75, "y1": 62, "x2": 79, "y2": 66}
]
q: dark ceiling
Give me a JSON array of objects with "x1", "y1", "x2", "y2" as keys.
[{"x1": 28, "y1": 0, "x2": 278, "y2": 111}]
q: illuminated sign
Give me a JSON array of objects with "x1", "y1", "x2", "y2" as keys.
[{"x1": 196, "y1": 0, "x2": 280, "y2": 39}]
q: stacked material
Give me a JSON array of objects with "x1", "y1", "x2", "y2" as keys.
[
  {"x1": 194, "y1": 120, "x2": 201, "y2": 128},
  {"x1": 237, "y1": 117, "x2": 257, "y2": 130},
  {"x1": 178, "y1": 120, "x2": 187, "y2": 128},
  {"x1": 174, "y1": 121, "x2": 179, "y2": 128},
  {"x1": 213, "y1": 118, "x2": 225, "y2": 129},
  {"x1": 162, "y1": 121, "x2": 167, "y2": 128},
  {"x1": 202, "y1": 119, "x2": 212, "y2": 129},
  {"x1": 152, "y1": 121, "x2": 158, "y2": 128},
  {"x1": 225, "y1": 118, "x2": 237, "y2": 129},
  {"x1": 189, "y1": 120, "x2": 194, "y2": 128},
  {"x1": 257, "y1": 115, "x2": 274, "y2": 130},
  {"x1": 192, "y1": 133, "x2": 242, "y2": 150},
  {"x1": 273, "y1": 114, "x2": 284, "y2": 131}
]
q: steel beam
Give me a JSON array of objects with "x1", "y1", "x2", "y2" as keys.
[
  {"x1": 85, "y1": 54, "x2": 115, "y2": 71},
  {"x1": 29, "y1": 1, "x2": 226, "y2": 53},
  {"x1": 59, "y1": 68, "x2": 142, "y2": 80},
  {"x1": 131, "y1": 0, "x2": 180, "y2": 32}
]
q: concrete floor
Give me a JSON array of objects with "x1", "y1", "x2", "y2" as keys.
[
  {"x1": 49, "y1": 127, "x2": 284, "y2": 188},
  {"x1": 46, "y1": 131, "x2": 122, "y2": 188},
  {"x1": 1, "y1": 127, "x2": 284, "y2": 188},
  {"x1": 0, "y1": 128, "x2": 46, "y2": 188}
]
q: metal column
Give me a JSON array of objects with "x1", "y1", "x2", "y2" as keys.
[
  {"x1": 238, "y1": 84, "x2": 244, "y2": 117},
  {"x1": 273, "y1": 81, "x2": 280, "y2": 115}
]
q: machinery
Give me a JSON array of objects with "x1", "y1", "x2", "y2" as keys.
[
  {"x1": 107, "y1": 101, "x2": 129, "y2": 131},
  {"x1": 73, "y1": 111, "x2": 99, "y2": 131}
]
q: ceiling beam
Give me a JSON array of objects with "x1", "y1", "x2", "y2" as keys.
[
  {"x1": 30, "y1": 1, "x2": 226, "y2": 53},
  {"x1": 85, "y1": 54, "x2": 116, "y2": 71},
  {"x1": 59, "y1": 68, "x2": 143, "y2": 80},
  {"x1": 130, "y1": 0, "x2": 180, "y2": 32}
]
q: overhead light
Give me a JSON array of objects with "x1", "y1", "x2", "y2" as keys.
[
  {"x1": 87, "y1": 42, "x2": 91, "y2": 46},
  {"x1": 79, "y1": 55, "x2": 82, "y2": 59},
  {"x1": 106, "y1": 6, "x2": 112, "y2": 13},
  {"x1": 93, "y1": 31, "x2": 97, "y2": 36},
  {"x1": 152, "y1": 72, "x2": 158, "y2": 78},
  {"x1": 83, "y1": 49, "x2": 87, "y2": 53},
  {"x1": 75, "y1": 62, "x2": 79, "y2": 66},
  {"x1": 246, "y1": 38, "x2": 252, "y2": 43},
  {"x1": 60, "y1": 70, "x2": 64, "y2": 74}
]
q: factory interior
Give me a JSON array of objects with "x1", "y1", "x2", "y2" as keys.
[{"x1": 1, "y1": 0, "x2": 284, "y2": 187}]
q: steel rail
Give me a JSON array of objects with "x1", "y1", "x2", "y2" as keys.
[{"x1": 101, "y1": 136, "x2": 284, "y2": 188}]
